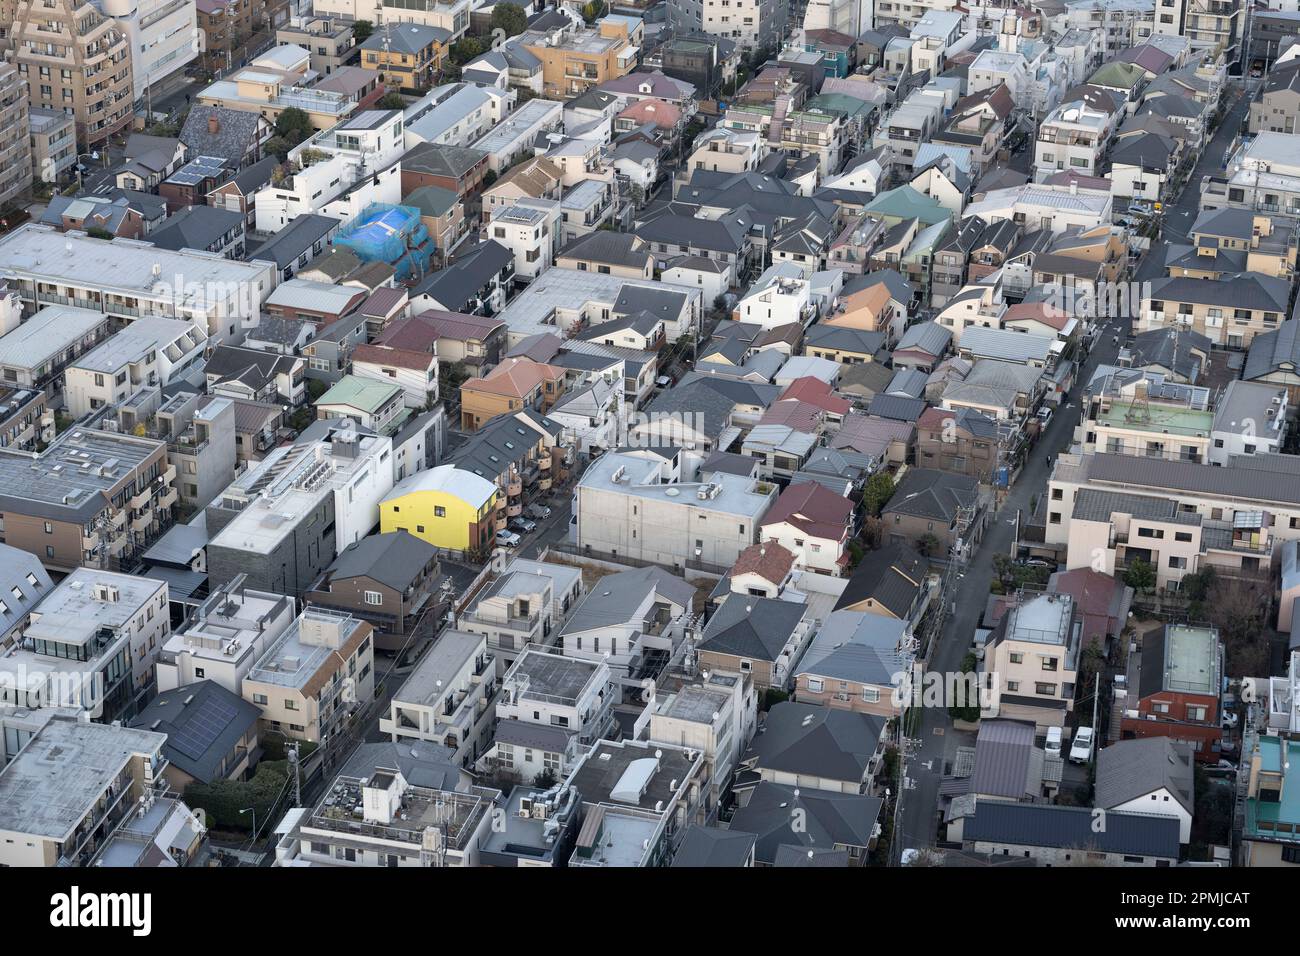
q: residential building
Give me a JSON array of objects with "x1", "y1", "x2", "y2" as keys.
[
  {"x1": 1139, "y1": 273, "x2": 1290, "y2": 349},
  {"x1": 558, "y1": 565, "x2": 695, "y2": 682},
  {"x1": 697, "y1": 594, "x2": 814, "y2": 692},
  {"x1": 728, "y1": 780, "x2": 881, "y2": 865},
  {"x1": 759, "y1": 481, "x2": 854, "y2": 576},
  {"x1": 129, "y1": 680, "x2": 262, "y2": 791},
  {"x1": 205, "y1": 422, "x2": 394, "y2": 593},
  {"x1": 0, "y1": 63, "x2": 32, "y2": 209},
  {"x1": 667, "y1": 0, "x2": 788, "y2": 52},
  {"x1": 379, "y1": 463, "x2": 498, "y2": 555},
  {"x1": 155, "y1": 576, "x2": 296, "y2": 694},
  {"x1": 1119, "y1": 624, "x2": 1222, "y2": 761},
  {"x1": 962, "y1": 801, "x2": 1180, "y2": 866},
  {"x1": 882, "y1": 468, "x2": 984, "y2": 556},
  {"x1": 360, "y1": 22, "x2": 450, "y2": 92},
  {"x1": 380, "y1": 628, "x2": 493, "y2": 766},
  {"x1": 0, "y1": 224, "x2": 273, "y2": 347},
  {"x1": 62, "y1": 319, "x2": 207, "y2": 418},
  {"x1": 794, "y1": 610, "x2": 912, "y2": 719},
  {"x1": 241, "y1": 606, "x2": 374, "y2": 744},
  {"x1": 740, "y1": 700, "x2": 886, "y2": 795},
  {"x1": 521, "y1": 16, "x2": 642, "y2": 98},
  {"x1": 304, "y1": 530, "x2": 441, "y2": 653},
  {"x1": 574, "y1": 450, "x2": 777, "y2": 571},
  {"x1": 1209, "y1": 380, "x2": 1288, "y2": 464},
  {"x1": 0, "y1": 718, "x2": 167, "y2": 867},
  {"x1": 1095, "y1": 737, "x2": 1195, "y2": 844},
  {"x1": 981, "y1": 590, "x2": 1081, "y2": 732},
  {"x1": 276, "y1": 17, "x2": 357, "y2": 76},
  {"x1": 1242, "y1": 735, "x2": 1300, "y2": 866},
  {"x1": 10, "y1": 0, "x2": 133, "y2": 149}
]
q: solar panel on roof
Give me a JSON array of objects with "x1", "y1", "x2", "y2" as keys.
[{"x1": 166, "y1": 695, "x2": 240, "y2": 761}]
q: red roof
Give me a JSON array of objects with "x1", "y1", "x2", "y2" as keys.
[
  {"x1": 917, "y1": 406, "x2": 955, "y2": 430},
  {"x1": 352, "y1": 343, "x2": 435, "y2": 371},
  {"x1": 1002, "y1": 300, "x2": 1072, "y2": 332},
  {"x1": 730, "y1": 541, "x2": 796, "y2": 584},
  {"x1": 1050, "y1": 568, "x2": 1127, "y2": 642},
  {"x1": 759, "y1": 399, "x2": 823, "y2": 432},
  {"x1": 780, "y1": 376, "x2": 850, "y2": 416},
  {"x1": 761, "y1": 482, "x2": 853, "y2": 540}
]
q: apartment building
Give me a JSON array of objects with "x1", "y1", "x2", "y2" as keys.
[
  {"x1": 981, "y1": 590, "x2": 1080, "y2": 732},
  {"x1": 314, "y1": 0, "x2": 471, "y2": 38},
  {"x1": 1209, "y1": 380, "x2": 1288, "y2": 464},
  {"x1": 1035, "y1": 97, "x2": 1115, "y2": 181},
  {"x1": 242, "y1": 606, "x2": 375, "y2": 744},
  {"x1": 194, "y1": 0, "x2": 291, "y2": 74},
  {"x1": 156, "y1": 576, "x2": 297, "y2": 694},
  {"x1": 1046, "y1": 451, "x2": 1300, "y2": 592},
  {"x1": 276, "y1": 16, "x2": 357, "y2": 75},
  {"x1": 0, "y1": 717, "x2": 167, "y2": 866},
  {"x1": 284, "y1": 768, "x2": 498, "y2": 867},
  {"x1": 1168, "y1": 208, "x2": 1299, "y2": 281},
  {"x1": 667, "y1": 0, "x2": 787, "y2": 52},
  {"x1": 1119, "y1": 623, "x2": 1222, "y2": 760},
  {"x1": 521, "y1": 16, "x2": 641, "y2": 98},
  {"x1": 0, "y1": 569, "x2": 168, "y2": 722},
  {"x1": 205, "y1": 422, "x2": 394, "y2": 594},
  {"x1": 1202, "y1": 131, "x2": 1300, "y2": 215},
  {"x1": 1152, "y1": 0, "x2": 1242, "y2": 60},
  {"x1": 481, "y1": 645, "x2": 615, "y2": 782},
  {"x1": 28, "y1": 106, "x2": 76, "y2": 186},
  {"x1": 649, "y1": 666, "x2": 755, "y2": 808},
  {"x1": 1138, "y1": 273, "x2": 1290, "y2": 349},
  {"x1": 0, "y1": 63, "x2": 32, "y2": 210},
  {"x1": 575, "y1": 450, "x2": 777, "y2": 571},
  {"x1": 0, "y1": 224, "x2": 273, "y2": 346},
  {"x1": 0, "y1": 420, "x2": 176, "y2": 573},
  {"x1": 62, "y1": 318, "x2": 207, "y2": 418},
  {"x1": 380, "y1": 629, "x2": 494, "y2": 766},
  {"x1": 1242, "y1": 735, "x2": 1300, "y2": 866},
  {"x1": 1078, "y1": 369, "x2": 1211, "y2": 462},
  {"x1": 11, "y1": 0, "x2": 133, "y2": 149}
]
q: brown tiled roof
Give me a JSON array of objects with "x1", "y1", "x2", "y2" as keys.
[
  {"x1": 761, "y1": 482, "x2": 853, "y2": 540},
  {"x1": 352, "y1": 343, "x2": 435, "y2": 371},
  {"x1": 730, "y1": 541, "x2": 796, "y2": 584}
]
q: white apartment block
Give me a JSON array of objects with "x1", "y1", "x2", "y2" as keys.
[
  {"x1": 0, "y1": 225, "x2": 273, "y2": 346},
  {"x1": 574, "y1": 451, "x2": 777, "y2": 570},
  {"x1": 380, "y1": 629, "x2": 495, "y2": 766},
  {"x1": 156, "y1": 577, "x2": 297, "y2": 695},
  {"x1": 254, "y1": 110, "x2": 406, "y2": 232},
  {"x1": 1035, "y1": 100, "x2": 1115, "y2": 181},
  {"x1": 63, "y1": 318, "x2": 207, "y2": 417},
  {"x1": 92, "y1": 0, "x2": 198, "y2": 104}
]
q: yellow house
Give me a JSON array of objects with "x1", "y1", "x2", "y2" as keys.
[{"x1": 380, "y1": 464, "x2": 499, "y2": 553}]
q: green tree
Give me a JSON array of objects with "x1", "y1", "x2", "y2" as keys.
[
  {"x1": 533, "y1": 766, "x2": 557, "y2": 790},
  {"x1": 917, "y1": 533, "x2": 942, "y2": 557},
  {"x1": 948, "y1": 651, "x2": 981, "y2": 723},
  {"x1": 861, "y1": 472, "x2": 895, "y2": 518},
  {"x1": 352, "y1": 19, "x2": 374, "y2": 42},
  {"x1": 262, "y1": 136, "x2": 292, "y2": 163},
  {"x1": 450, "y1": 36, "x2": 485, "y2": 65},
  {"x1": 274, "y1": 106, "x2": 313, "y2": 147},
  {"x1": 1124, "y1": 556, "x2": 1156, "y2": 593},
  {"x1": 490, "y1": 3, "x2": 528, "y2": 37},
  {"x1": 376, "y1": 92, "x2": 406, "y2": 110}
]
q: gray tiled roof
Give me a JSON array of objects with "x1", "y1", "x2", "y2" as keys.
[
  {"x1": 729, "y1": 781, "x2": 882, "y2": 863},
  {"x1": 699, "y1": 594, "x2": 807, "y2": 661},
  {"x1": 1071, "y1": 488, "x2": 1200, "y2": 525},
  {"x1": 671, "y1": 826, "x2": 756, "y2": 867},
  {"x1": 180, "y1": 106, "x2": 264, "y2": 166},
  {"x1": 964, "y1": 801, "x2": 1180, "y2": 859},
  {"x1": 1086, "y1": 452, "x2": 1300, "y2": 506},
  {"x1": 745, "y1": 701, "x2": 885, "y2": 782},
  {"x1": 129, "y1": 680, "x2": 262, "y2": 784},
  {"x1": 883, "y1": 468, "x2": 980, "y2": 521},
  {"x1": 324, "y1": 530, "x2": 438, "y2": 593},
  {"x1": 1094, "y1": 737, "x2": 1194, "y2": 816}
]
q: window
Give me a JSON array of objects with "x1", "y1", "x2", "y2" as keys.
[
  {"x1": 285, "y1": 699, "x2": 298, "y2": 711},
  {"x1": 195, "y1": 667, "x2": 205, "y2": 678},
  {"x1": 808, "y1": 678, "x2": 824, "y2": 693},
  {"x1": 434, "y1": 506, "x2": 446, "y2": 517},
  {"x1": 1187, "y1": 705, "x2": 1207, "y2": 721},
  {"x1": 1153, "y1": 701, "x2": 1170, "y2": 714},
  {"x1": 1009, "y1": 652, "x2": 1024, "y2": 664},
  {"x1": 862, "y1": 687, "x2": 880, "y2": 703},
  {"x1": 253, "y1": 693, "x2": 268, "y2": 705},
  {"x1": 364, "y1": 591, "x2": 383, "y2": 606},
  {"x1": 1035, "y1": 683, "x2": 1056, "y2": 696}
]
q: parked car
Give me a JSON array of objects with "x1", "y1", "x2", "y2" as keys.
[
  {"x1": 1036, "y1": 407, "x2": 1053, "y2": 428},
  {"x1": 509, "y1": 517, "x2": 537, "y2": 534},
  {"x1": 495, "y1": 529, "x2": 521, "y2": 549},
  {"x1": 1222, "y1": 711, "x2": 1239, "y2": 730},
  {"x1": 1069, "y1": 726, "x2": 1095, "y2": 764},
  {"x1": 1045, "y1": 726, "x2": 1063, "y2": 758},
  {"x1": 524, "y1": 503, "x2": 552, "y2": 520}
]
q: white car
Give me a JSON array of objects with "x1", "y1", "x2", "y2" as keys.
[
  {"x1": 1045, "y1": 726, "x2": 1063, "y2": 758},
  {"x1": 1069, "y1": 726, "x2": 1095, "y2": 764},
  {"x1": 1222, "y1": 711, "x2": 1239, "y2": 730},
  {"x1": 495, "y1": 529, "x2": 521, "y2": 549}
]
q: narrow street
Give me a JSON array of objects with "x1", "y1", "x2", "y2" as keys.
[{"x1": 895, "y1": 81, "x2": 1250, "y2": 855}]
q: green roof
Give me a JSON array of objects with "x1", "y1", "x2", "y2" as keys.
[
  {"x1": 803, "y1": 93, "x2": 874, "y2": 118},
  {"x1": 1089, "y1": 61, "x2": 1145, "y2": 90},
  {"x1": 1245, "y1": 737, "x2": 1300, "y2": 843},
  {"x1": 864, "y1": 185, "x2": 952, "y2": 228},
  {"x1": 317, "y1": 374, "x2": 402, "y2": 414},
  {"x1": 404, "y1": 185, "x2": 460, "y2": 218}
]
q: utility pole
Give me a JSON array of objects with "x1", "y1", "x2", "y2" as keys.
[{"x1": 288, "y1": 739, "x2": 302, "y2": 807}]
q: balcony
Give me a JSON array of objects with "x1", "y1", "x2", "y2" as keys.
[
  {"x1": 130, "y1": 511, "x2": 153, "y2": 533},
  {"x1": 129, "y1": 489, "x2": 151, "y2": 511},
  {"x1": 157, "y1": 486, "x2": 178, "y2": 510}
]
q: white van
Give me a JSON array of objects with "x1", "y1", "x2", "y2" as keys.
[{"x1": 1044, "y1": 726, "x2": 1063, "y2": 757}]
